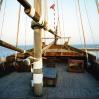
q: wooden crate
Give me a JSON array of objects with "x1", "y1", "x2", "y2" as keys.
[
  {"x1": 67, "y1": 59, "x2": 85, "y2": 73},
  {"x1": 43, "y1": 67, "x2": 57, "y2": 87}
]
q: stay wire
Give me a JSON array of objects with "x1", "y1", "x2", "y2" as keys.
[
  {"x1": 0, "y1": 0, "x2": 6, "y2": 40},
  {"x1": 56, "y1": 0, "x2": 63, "y2": 55},
  {"x1": 15, "y1": 4, "x2": 21, "y2": 60},
  {"x1": 60, "y1": 0, "x2": 65, "y2": 44},
  {"x1": 44, "y1": 0, "x2": 48, "y2": 44},
  {"x1": 73, "y1": 0, "x2": 83, "y2": 46},
  {"x1": 84, "y1": 0, "x2": 97, "y2": 56},
  {"x1": 25, "y1": 16, "x2": 27, "y2": 50},
  {"x1": 77, "y1": 0, "x2": 89, "y2": 64}
]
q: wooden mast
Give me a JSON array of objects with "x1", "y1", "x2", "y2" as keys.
[
  {"x1": 95, "y1": 0, "x2": 99, "y2": 13},
  {"x1": 33, "y1": 0, "x2": 43, "y2": 96}
]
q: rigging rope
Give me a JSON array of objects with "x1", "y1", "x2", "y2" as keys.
[
  {"x1": 77, "y1": 0, "x2": 89, "y2": 64},
  {"x1": 56, "y1": 0, "x2": 62, "y2": 55},
  {"x1": 60, "y1": 0, "x2": 65, "y2": 44},
  {"x1": 56, "y1": 0, "x2": 61, "y2": 43},
  {"x1": 50, "y1": 0, "x2": 58, "y2": 45},
  {"x1": 24, "y1": 16, "x2": 27, "y2": 50},
  {"x1": 84, "y1": 0, "x2": 97, "y2": 56},
  {"x1": 15, "y1": 4, "x2": 21, "y2": 60},
  {"x1": 56, "y1": 0, "x2": 60, "y2": 36},
  {"x1": 44, "y1": 0, "x2": 48, "y2": 44},
  {"x1": 50, "y1": 1, "x2": 56, "y2": 31},
  {"x1": 0, "y1": 0, "x2": 7, "y2": 64},
  {"x1": 53, "y1": 0, "x2": 56, "y2": 31},
  {"x1": 16, "y1": 4, "x2": 21, "y2": 48},
  {"x1": 73, "y1": 0, "x2": 83, "y2": 46},
  {"x1": 0, "y1": 0, "x2": 6, "y2": 40}
]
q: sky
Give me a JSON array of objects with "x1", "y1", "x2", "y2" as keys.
[{"x1": 0, "y1": 0, "x2": 99, "y2": 46}]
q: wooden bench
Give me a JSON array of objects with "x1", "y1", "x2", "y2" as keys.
[{"x1": 43, "y1": 67, "x2": 57, "y2": 87}]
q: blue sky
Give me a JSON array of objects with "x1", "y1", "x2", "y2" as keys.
[{"x1": 0, "y1": 0, "x2": 99, "y2": 46}]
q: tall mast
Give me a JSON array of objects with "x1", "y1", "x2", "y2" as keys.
[
  {"x1": 44, "y1": 0, "x2": 48, "y2": 22},
  {"x1": 95, "y1": 0, "x2": 99, "y2": 13},
  {"x1": 33, "y1": 0, "x2": 43, "y2": 96}
]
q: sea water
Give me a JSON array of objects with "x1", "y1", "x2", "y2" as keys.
[
  {"x1": 0, "y1": 44, "x2": 99, "y2": 59},
  {"x1": 0, "y1": 45, "x2": 33, "y2": 57},
  {"x1": 72, "y1": 44, "x2": 99, "y2": 59}
]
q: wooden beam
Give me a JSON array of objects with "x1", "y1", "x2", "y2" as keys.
[
  {"x1": 17, "y1": 0, "x2": 60, "y2": 38},
  {"x1": 17, "y1": 0, "x2": 31, "y2": 9},
  {"x1": 31, "y1": 21, "x2": 61, "y2": 38},
  {"x1": 47, "y1": 29, "x2": 60, "y2": 38},
  {"x1": 42, "y1": 37, "x2": 71, "y2": 39},
  {"x1": 96, "y1": 0, "x2": 99, "y2": 13},
  {"x1": 0, "y1": 40, "x2": 24, "y2": 53},
  {"x1": 17, "y1": 0, "x2": 40, "y2": 22},
  {"x1": 65, "y1": 44, "x2": 96, "y2": 61},
  {"x1": 42, "y1": 41, "x2": 55, "y2": 54},
  {"x1": 80, "y1": 48, "x2": 99, "y2": 51},
  {"x1": 42, "y1": 38, "x2": 55, "y2": 39}
]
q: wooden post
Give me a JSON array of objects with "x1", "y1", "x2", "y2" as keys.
[
  {"x1": 17, "y1": 0, "x2": 31, "y2": 9},
  {"x1": 33, "y1": 0, "x2": 43, "y2": 96},
  {"x1": 54, "y1": 26, "x2": 58, "y2": 44},
  {"x1": 96, "y1": 0, "x2": 99, "y2": 13}
]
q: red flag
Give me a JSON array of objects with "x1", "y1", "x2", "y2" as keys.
[{"x1": 50, "y1": 4, "x2": 55, "y2": 10}]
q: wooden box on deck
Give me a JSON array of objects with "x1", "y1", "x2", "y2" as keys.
[
  {"x1": 67, "y1": 59, "x2": 85, "y2": 73},
  {"x1": 43, "y1": 67, "x2": 57, "y2": 87}
]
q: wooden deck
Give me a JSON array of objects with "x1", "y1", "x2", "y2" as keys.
[{"x1": 0, "y1": 62, "x2": 99, "y2": 98}]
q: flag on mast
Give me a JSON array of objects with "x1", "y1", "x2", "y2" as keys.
[{"x1": 50, "y1": 4, "x2": 55, "y2": 10}]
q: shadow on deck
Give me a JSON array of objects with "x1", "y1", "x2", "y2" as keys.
[{"x1": 0, "y1": 62, "x2": 99, "y2": 98}]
